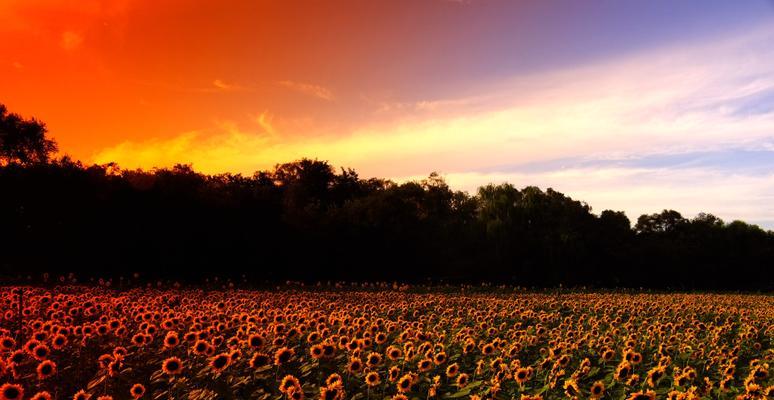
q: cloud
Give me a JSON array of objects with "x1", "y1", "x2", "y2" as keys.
[
  {"x1": 212, "y1": 79, "x2": 243, "y2": 91},
  {"x1": 374, "y1": 96, "x2": 484, "y2": 113},
  {"x1": 254, "y1": 112, "x2": 277, "y2": 136},
  {"x1": 278, "y1": 80, "x2": 335, "y2": 101},
  {"x1": 92, "y1": 24, "x2": 774, "y2": 227},
  {"x1": 133, "y1": 78, "x2": 251, "y2": 93},
  {"x1": 61, "y1": 31, "x2": 83, "y2": 50}
]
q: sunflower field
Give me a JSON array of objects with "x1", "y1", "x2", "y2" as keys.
[{"x1": 0, "y1": 286, "x2": 771, "y2": 400}]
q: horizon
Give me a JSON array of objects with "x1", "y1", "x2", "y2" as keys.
[{"x1": 2, "y1": 0, "x2": 774, "y2": 228}]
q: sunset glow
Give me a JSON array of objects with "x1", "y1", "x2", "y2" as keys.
[{"x1": 2, "y1": 0, "x2": 774, "y2": 227}]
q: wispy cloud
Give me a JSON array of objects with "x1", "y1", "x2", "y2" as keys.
[
  {"x1": 212, "y1": 79, "x2": 244, "y2": 91},
  {"x1": 373, "y1": 96, "x2": 484, "y2": 113},
  {"x1": 133, "y1": 78, "x2": 250, "y2": 93},
  {"x1": 278, "y1": 80, "x2": 335, "y2": 101}
]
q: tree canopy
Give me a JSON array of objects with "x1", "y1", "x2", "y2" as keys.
[{"x1": 0, "y1": 104, "x2": 57, "y2": 165}]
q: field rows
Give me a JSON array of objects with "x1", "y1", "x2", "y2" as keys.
[{"x1": 0, "y1": 287, "x2": 771, "y2": 400}]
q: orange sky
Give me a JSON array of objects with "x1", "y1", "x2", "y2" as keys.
[
  {"x1": 2, "y1": 1, "x2": 402, "y2": 157},
  {"x1": 2, "y1": 0, "x2": 531, "y2": 168},
  {"x1": 2, "y1": 0, "x2": 774, "y2": 227}
]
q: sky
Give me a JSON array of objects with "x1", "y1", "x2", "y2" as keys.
[{"x1": 2, "y1": 0, "x2": 774, "y2": 228}]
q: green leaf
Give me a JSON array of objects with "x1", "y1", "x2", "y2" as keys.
[
  {"x1": 443, "y1": 388, "x2": 471, "y2": 398},
  {"x1": 535, "y1": 384, "x2": 550, "y2": 395}
]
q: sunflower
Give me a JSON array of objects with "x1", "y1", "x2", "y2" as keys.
[
  {"x1": 287, "y1": 386, "x2": 304, "y2": 400},
  {"x1": 626, "y1": 390, "x2": 656, "y2": 400},
  {"x1": 665, "y1": 390, "x2": 682, "y2": 400},
  {"x1": 347, "y1": 357, "x2": 363, "y2": 374},
  {"x1": 279, "y1": 375, "x2": 301, "y2": 394},
  {"x1": 193, "y1": 340, "x2": 210, "y2": 355},
  {"x1": 130, "y1": 384, "x2": 145, "y2": 399},
  {"x1": 320, "y1": 385, "x2": 344, "y2": 400},
  {"x1": 73, "y1": 390, "x2": 91, "y2": 400},
  {"x1": 321, "y1": 343, "x2": 335, "y2": 358},
  {"x1": 163, "y1": 332, "x2": 179, "y2": 348},
  {"x1": 365, "y1": 371, "x2": 381, "y2": 387},
  {"x1": 51, "y1": 334, "x2": 67, "y2": 350},
  {"x1": 563, "y1": 378, "x2": 580, "y2": 398},
  {"x1": 515, "y1": 367, "x2": 531, "y2": 385},
  {"x1": 36, "y1": 359, "x2": 57, "y2": 380},
  {"x1": 446, "y1": 363, "x2": 459, "y2": 377},
  {"x1": 615, "y1": 361, "x2": 632, "y2": 381},
  {"x1": 589, "y1": 381, "x2": 605, "y2": 399},
  {"x1": 113, "y1": 346, "x2": 128, "y2": 358},
  {"x1": 386, "y1": 346, "x2": 402, "y2": 360},
  {"x1": 463, "y1": 341, "x2": 475, "y2": 354},
  {"x1": 250, "y1": 352, "x2": 271, "y2": 368},
  {"x1": 389, "y1": 366, "x2": 400, "y2": 382},
  {"x1": 98, "y1": 354, "x2": 115, "y2": 369},
  {"x1": 0, "y1": 337, "x2": 15, "y2": 351},
  {"x1": 32, "y1": 344, "x2": 50, "y2": 361},
  {"x1": 646, "y1": 365, "x2": 665, "y2": 387},
  {"x1": 746, "y1": 383, "x2": 763, "y2": 397},
  {"x1": 10, "y1": 349, "x2": 25, "y2": 364},
  {"x1": 752, "y1": 365, "x2": 768, "y2": 381},
  {"x1": 397, "y1": 374, "x2": 413, "y2": 393},
  {"x1": 131, "y1": 334, "x2": 145, "y2": 346},
  {"x1": 326, "y1": 373, "x2": 343, "y2": 387},
  {"x1": 557, "y1": 354, "x2": 570, "y2": 368},
  {"x1": 162, "y1": 357, "x2": 183, "y2": 375},
  {"x1": 24, "y1": 339, "x2": 40, "y2": 354},
  {"x1": 456, "y1": 373, "x2": 470, "y2": 388},
  {"x1": 366, "y1": 352, "x2": 382, "y2": 367},
  {"x1": 30, "y1": 392, "x2": 53, "y2": 400},
  {"x1": 0, "y1": 383, "x2": 23, "y2": 400},
  {"x1": 418, "y1": 358, "x2": 433, "y2": 372},
  {"x1": 274, "y1": 347, "x2": 295, "y2": 366},
  {"x1": 310, "y1": 344, "x2": 324, "y2": 359},
  {"x1": 210, "y1": 353, "x2": 231, "y2": 373},
  {"x1": 248, "y1": 334, "x2": 265, "y2": 348},
  {"x1": 674, "y1": 373, "x2": 690, "y2": 387}
]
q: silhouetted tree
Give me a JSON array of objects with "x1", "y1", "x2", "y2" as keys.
[
  {"x1": 0, "y1": 104, "x2": 57, "y2": 165},
  {"x1": 635, "y1": 209, "x2": 687, "y2": 234}
]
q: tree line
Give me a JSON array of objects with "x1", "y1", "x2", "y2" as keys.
[{"x1": 1, "y1": 104, "x2": 772, "y2": 289}]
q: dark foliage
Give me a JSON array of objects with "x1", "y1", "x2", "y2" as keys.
[
  {"x1": 0, "y1": 104, "x2": 57, "y2": 166},
  {"x1": 0, "y1": 105, "x2": 771, "y2": 289}
]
